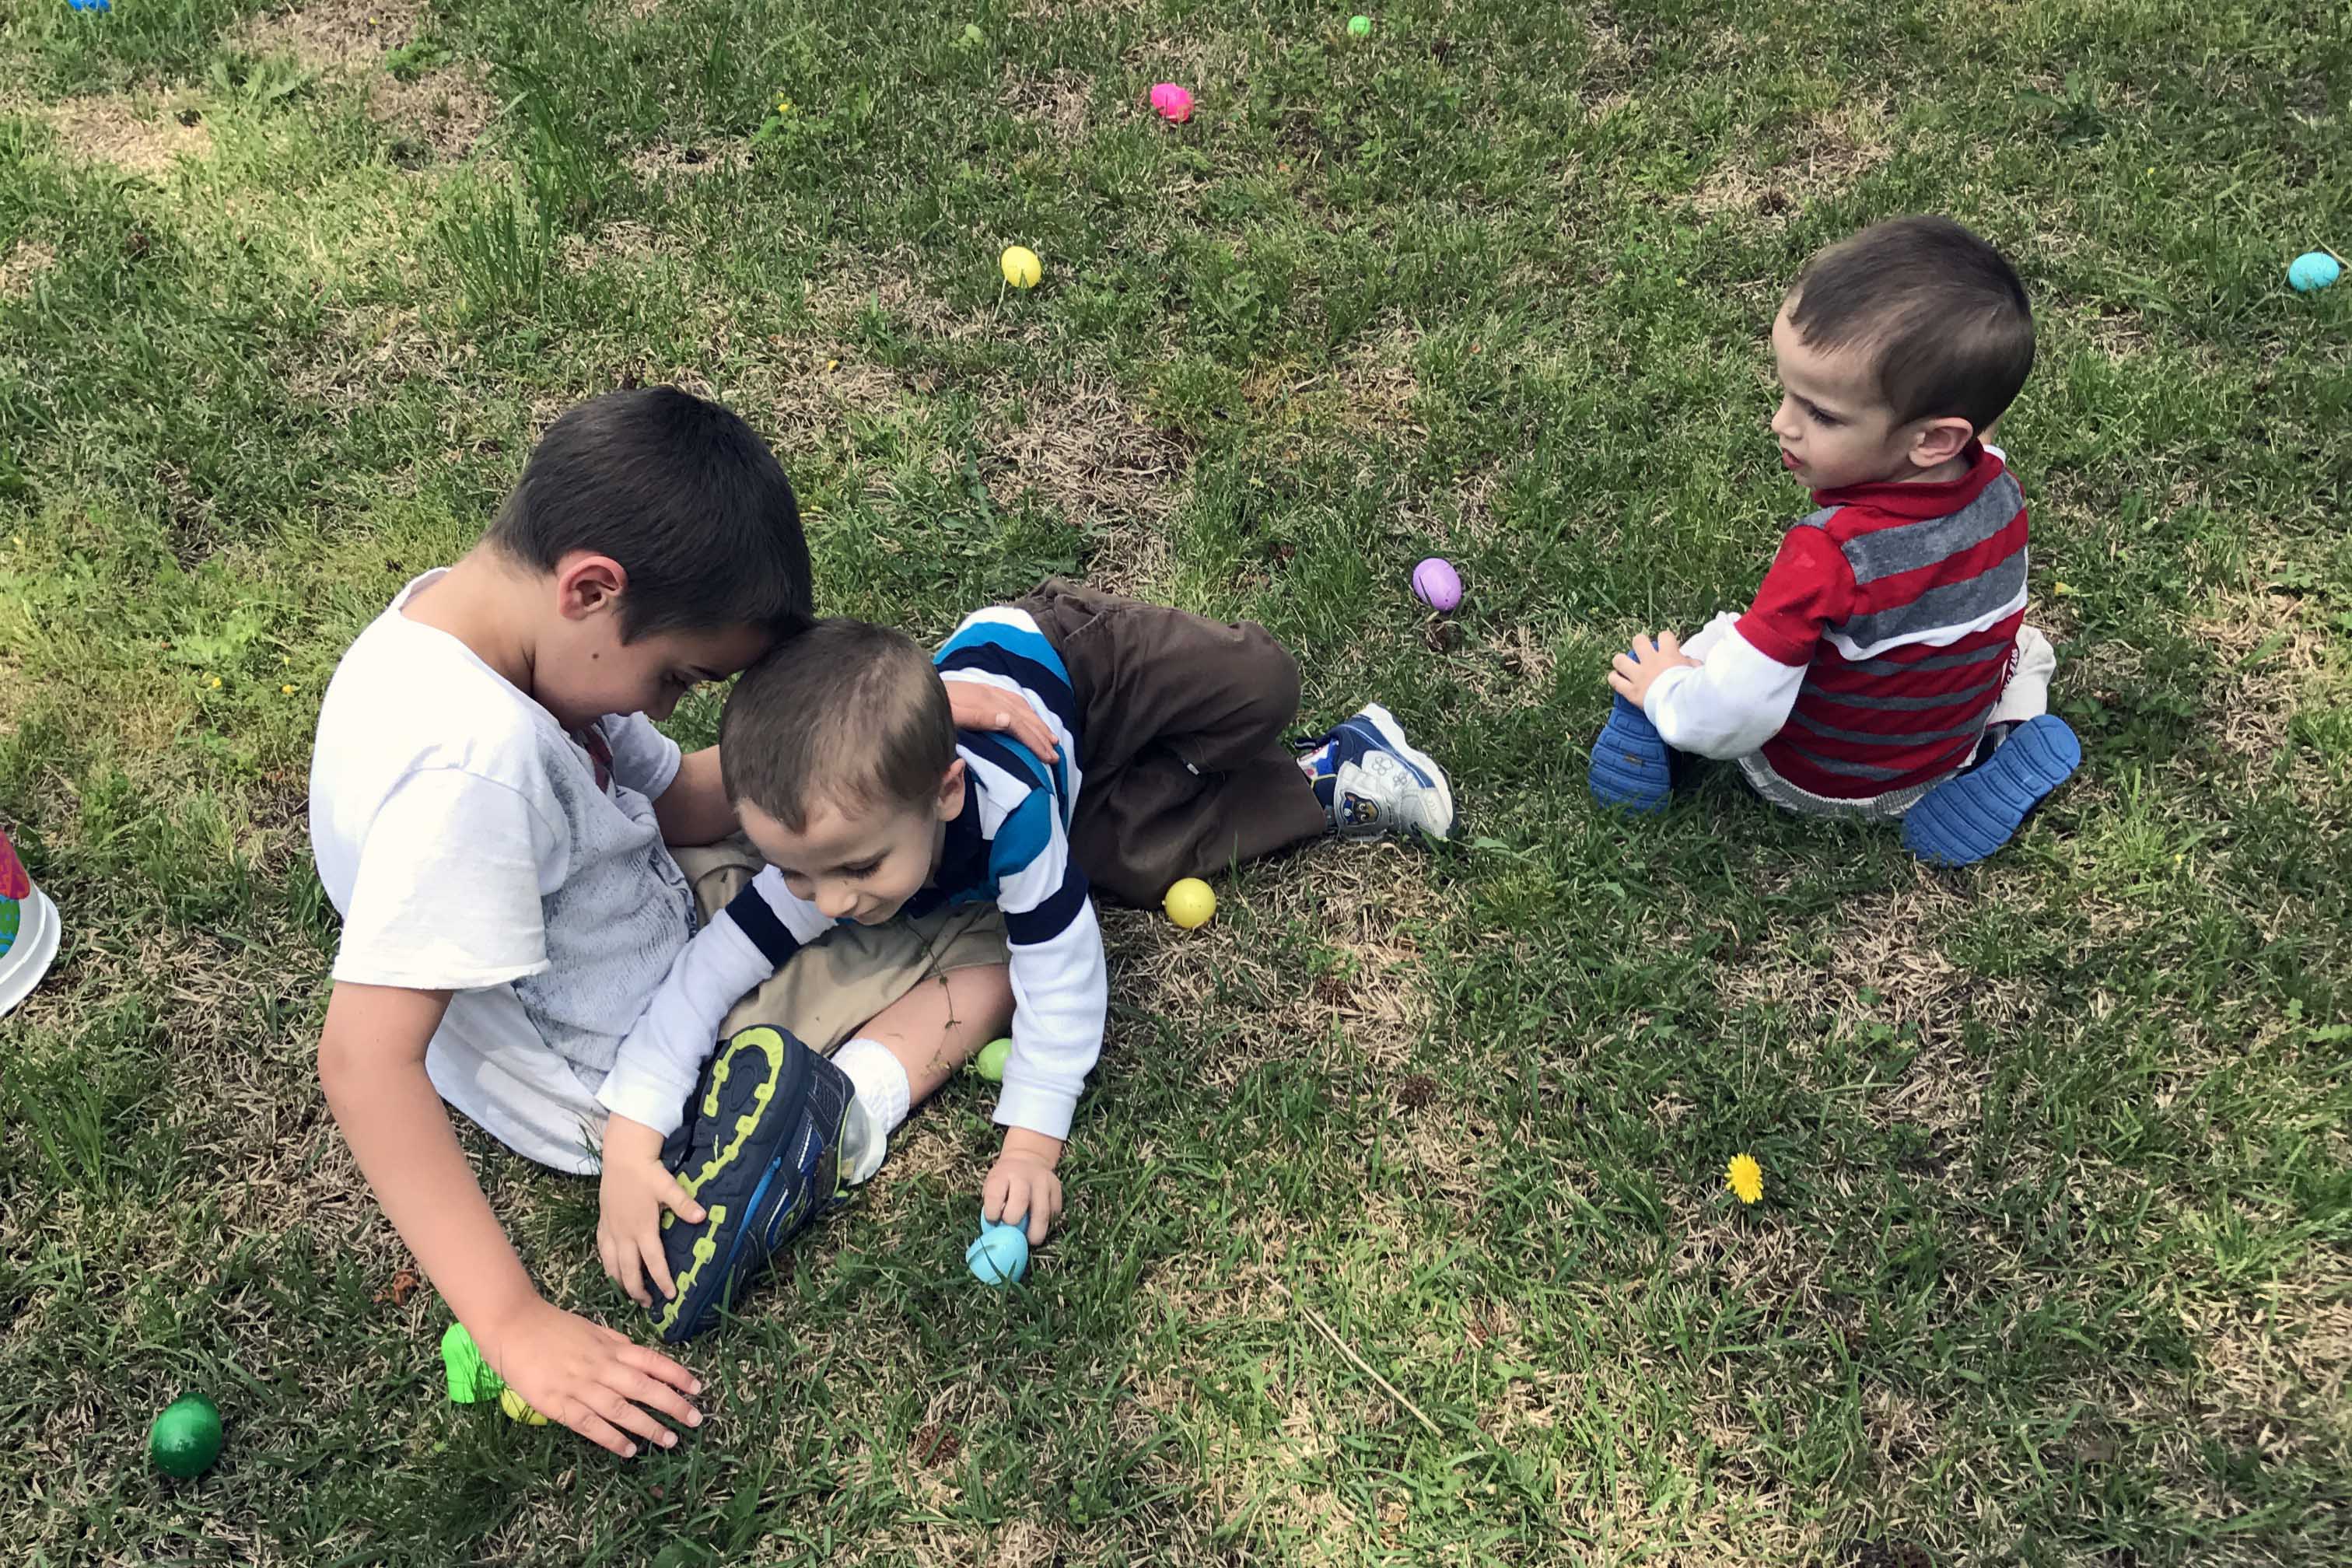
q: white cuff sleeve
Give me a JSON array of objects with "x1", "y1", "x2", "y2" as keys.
[
  {"x1": 992, "y1": 901, "x2": 1108, "y2": 1143},
  {"x1": 594, "y1": 915, "x2": 776, "y2": 1136},
  {"x1": 1644, "y1": 625, "x2": 1807, "y2": 758}
]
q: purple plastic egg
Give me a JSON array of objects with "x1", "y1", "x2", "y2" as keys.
[{"x1": 1412, "y1": 557, "x2": 1462, "y2": 613}]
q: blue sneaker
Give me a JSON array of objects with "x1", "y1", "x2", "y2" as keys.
[
  {"x1": 1590, "y1": 694, "x2": 1672, "y2": 814},
  {"x1": 1902, "y1": 716, "x2": 2081, "y2": 867},
  {"x1": 650, "y1": 1024, "x2": 854, "y2": 1344},
  {"x1": 1309, "y1": 702, "x2": 1454, "y2": 840}
]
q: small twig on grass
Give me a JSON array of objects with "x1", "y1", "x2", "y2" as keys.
[{"x1": 1272, "y1": 1280, "x2": 1443, "y2": 1437}]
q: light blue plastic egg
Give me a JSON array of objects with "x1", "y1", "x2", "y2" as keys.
[
  {"x1": 966, "y1": 1218, "x2": 1030, "y2": 1286},
  {"x1": 2287, "y1": 252, "x2": 2340, "y2": 293}
]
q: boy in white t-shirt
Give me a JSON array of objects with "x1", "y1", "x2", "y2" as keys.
[{"x1": 309, "y1": 387, "x2": 1054, "y2": 1457}]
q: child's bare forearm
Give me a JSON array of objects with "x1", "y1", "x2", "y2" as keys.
[
  {"x1": 652, "y1": 746, "x2": 739, "y2": 847},
  {"x1": 318, "y1": 982, "x2": 542, "y2": 1335}
]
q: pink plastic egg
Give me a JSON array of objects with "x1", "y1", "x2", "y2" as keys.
[
  {"x1": 1412, "y1": 557, "x2": 1462, "y2": 613},
  {"x1": 1149, "y1": 82, "x2": 1194, "y2": 123}
]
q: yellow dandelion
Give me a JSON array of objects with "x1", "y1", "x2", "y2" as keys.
[
  {"x1": 1727, "y1": 1153, "x2": 1763, "y2": 1205},
  {"x1": 207, "y1": 675, "x2": 222, "y2": 689},
  {"x1": 2053, "y1": 580, "x2": 2078, "y2": 597},
  {"x1": 774, "y1": 97, "x2": 795, "y2": 116},
  {"x1": 282, "y1": 684, "x2": 297, "y2": 695}
]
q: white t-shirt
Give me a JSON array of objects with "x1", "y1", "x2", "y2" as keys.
[{"x1": 309, "y1": 572, "x2": 696, "y2": 1172}]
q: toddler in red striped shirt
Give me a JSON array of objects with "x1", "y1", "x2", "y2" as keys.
[{"x1": 1591, "y1": 215, "x2": 2081, "y2": 866}]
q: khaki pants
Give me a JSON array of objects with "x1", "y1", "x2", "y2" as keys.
[
  {"x1": 670, "y1": 838, "x2": 1008, "y2": 1055},
  {"x1": 1015, "y1": 580, "x2": 1332, "y2": 907}
]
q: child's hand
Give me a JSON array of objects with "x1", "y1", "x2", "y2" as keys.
[
  {"x1": 478, "y1": 1297, "x2": 704, "y2": 1458},
  {"x1": 597, "y1": 1115, "x2": 704, "y2": 1309},
  {"x1": 1608, "y1": 632, "x2": 1702, "y2": 710},
  {"x1": 945, "y1": 680, "x2": 1059, "y2": 762},
  {"x1": 982, "y1": 1129, "x2": 1066, "y2": 1244}
]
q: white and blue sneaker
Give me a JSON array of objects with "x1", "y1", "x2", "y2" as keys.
[{"x1": 1299, "y1": 703, "x2": 1455, "y2": 841}]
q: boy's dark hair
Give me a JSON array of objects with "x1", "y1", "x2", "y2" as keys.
[
  {"x1": 1787, "y1": 216, "x2": 2035, "y2": 434},
  {"x1": 720, "y1": 620, "x2": 957, "y2": 831},
  {"x1": 487, "y1": 387, "x2": 814, "y2": 642}
]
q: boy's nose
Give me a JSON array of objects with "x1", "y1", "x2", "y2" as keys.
[{"x1": 817, "y1": 884, "x2": 856, "y2": 918}]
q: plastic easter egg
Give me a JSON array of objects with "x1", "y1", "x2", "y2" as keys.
[
  {"x1": 149, "y1": 1394, "x2": 222, "y2": 1479},
  {"x1": 1164, "y1": 877, "x2": 1216, "y2": 929},
  {"x1": 1000, "y1": 246, "x2": 1042, "y2": 289},
  {"x1": 973, "y1": 1037, "x2": 1013, "y2": 1082},
  {"x1": 1347, "y1": 14, "x2": 1372, "y2": 37},
  {"x1": 499, "y1": 1387, "x2": 551, "y2": 1426},
  {"x1": 2288, "y1": 251, "x2": 2341, "y2": 292},
  {"x1": 1411, "y1": 557, "x2": 1462, "y2": 613},
  {"x1": 967, "y1": 1219, "x2": 1030, "y2": 1285},
  {"x1": 1149, "y1": 83, "x2": 1193, "y2": 123}
]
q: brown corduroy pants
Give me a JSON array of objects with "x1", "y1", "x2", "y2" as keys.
[{"x1": 1013, "y1": 580, "x2": 1332, "y2": 907}]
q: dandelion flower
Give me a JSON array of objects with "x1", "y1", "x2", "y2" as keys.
[
  {"x1": 774, "y1": 97, "x2": 795, "y2": 116},
  {"x1": 282, "y1": 684, "x2": 297, "y2": 695},
  {"x1": 1727, "y1": 1153, "x2": 1763, "y2": 1205},
  {"x1": 207, "y1": 675, "x2": 222, "y2": 689}
]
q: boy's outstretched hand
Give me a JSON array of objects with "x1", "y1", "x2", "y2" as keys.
[
  {"x1": 983, "y1": 1127, "x2": 1066, "y2": 1244},
  {"x1": 597, "y1": 1114, "x2": 705, "y2": 1309},
  {"x1": 1608, "y1": 631, "x2": 1701, "y2": 709},
  {"x1": 479, "y1": 1297, "x2": 704, "y2": 1458}
]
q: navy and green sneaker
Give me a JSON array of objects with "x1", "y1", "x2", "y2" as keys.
[{"x1": 650, "y1": 1024, "x2": 854, "y2": 1344}]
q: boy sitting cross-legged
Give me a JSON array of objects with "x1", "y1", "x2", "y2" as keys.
[
  {"x1": 1591, "y1": 215, "x2": 2081, "y2": 864},
  {"x1": 597, "y1": 597, "x2": 1455, "y2": 1337}
]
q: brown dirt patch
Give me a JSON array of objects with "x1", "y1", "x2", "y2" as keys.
[
  {"x1": 1000, "y1": 63, "x2": 1096, "y2": 140},
  {"x1": 1, "y1": 239, "x2": 57, "y2": 301},
  {"x1": 368, "y1": 63, "x2": 495, "y2": 159},
  {"x1": 2186, "y1": 586, "x2": 2339, "y2": 768},
  {"x1": 47, "y1": 97, "x2": 213, "y2": 177},
  {"x1": 1691, "y1": 101, "x2": 1894, "y2": 218},
  {"x1": 238, "y1": 0, "x2": 423, "y2": 72},
  {"x1": 239, "y1": 2, "x2": 491, "y2": 159},
  {"x1": 628, "y1": 139, "x2": 746, "y2": 186}
]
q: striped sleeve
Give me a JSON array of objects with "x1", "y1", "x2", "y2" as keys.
[
  {"x1": 983, "y1": 774, "x2": 1106, "y2": 1142},
  {"x1": 936, "y1": 607, "x2": 1082, "y2": 805},
  {"x1": 594, "y1": 866, "x2": 833, "y2": 1136},
  {"x1": 1735, "y1": 525, "x2": 1857, "y2": 667}
]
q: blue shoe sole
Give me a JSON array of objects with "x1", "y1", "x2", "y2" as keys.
[
  {"x1": 1902, "y1": 716, "x2": 2081, "y2": 867},
  {"x1": 1590, "y1": 695, "x2": 1672, "y2": 814},
  {"x1": 651, "y1": 1026, "x2": 851, "y2": 1344}
]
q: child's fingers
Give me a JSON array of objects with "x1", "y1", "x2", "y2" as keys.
[
  {"x1": 553, "y1": 1399, "x2": 641, "y2": 1458},
  {"x1": 660, "y1": 1174, "x2": 705, "y2": 1225},
  {"x1": 618, "y1": 1340, "x2": 704, "y2": 1398},
  {"x1": 1657, "y1": 630, "x2": 1684, "y2": 657},
  {"x1": 604, "y1": 1366, "x2": 703, "y2": 1430},
  {"x1": 639, "y1": 1233, "x2": 677, "y2": 1302}
]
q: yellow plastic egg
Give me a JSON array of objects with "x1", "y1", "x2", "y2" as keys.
[
  {"x1": 499, "y1": 1387, "x2": 550, "y2": 1426},
  {"x1": 999, "y1": 245, "x2": 1042, "y2": 289},
  {"x1": 1163, "y1": 877, "x2": 1216, "y2": 929}
]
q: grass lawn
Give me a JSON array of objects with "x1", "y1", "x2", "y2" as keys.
[{"x1": 3, "y1": 0, "x2": 2349, "y2": 1562}]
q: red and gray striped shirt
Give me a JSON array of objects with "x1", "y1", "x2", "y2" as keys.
[{"x1": 1735, "y1": 446, "x2": 2028, "y2": 799}]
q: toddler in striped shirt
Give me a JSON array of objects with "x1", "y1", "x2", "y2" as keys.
[{"x1": 1592, "y1": 215, "x2": 2081, "y2": 865}]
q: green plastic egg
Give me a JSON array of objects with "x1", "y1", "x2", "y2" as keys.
[
  {"x1": 149, "y1": 1393, "x2": 222, "y2": 1479},
  {"x1": 973, "y1": 1037, "x2": 1013, "y2": 1083}
]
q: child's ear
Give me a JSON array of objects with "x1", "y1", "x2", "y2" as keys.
[
  {"x1": 935, "y1": 758, "x2": 967, "y2": 818},
  {"x1": 552, "y1": 551, "x2": 628, "y2": 621},
  {"x1": 1909, "y1": 416, "x2": 1976, "y2": 470}
]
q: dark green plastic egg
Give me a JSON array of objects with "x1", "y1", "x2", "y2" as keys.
[{"x1": 149, "y1": 1394, "x2": 222, "y2": 1479}]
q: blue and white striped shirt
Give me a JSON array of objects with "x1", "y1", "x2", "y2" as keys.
[{"x1": 599, "y1": 609, "x2": 1107, "y2": 1143}]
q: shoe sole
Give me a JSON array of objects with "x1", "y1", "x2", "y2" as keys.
[
  {"x1": 653, "y1": 1027, "x2": 849, "y2": 1343},
  {"x1": 1349, "y1": 702, "x2": 1455, "y2": 838},
  {"x1": 1902, "y1": 715, "x2": 2081, "y2": 867},
  {"x1": 1590, "y1": 695, "x2": 1671, "y2": 814}
]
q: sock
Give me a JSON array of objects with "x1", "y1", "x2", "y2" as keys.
[
  {"x1": 831, "y1": 1038, "x2": 910, "y2": 1187},
  {"x1": 1298, "y1": 740, "x2": 1338, "y2": 816}
]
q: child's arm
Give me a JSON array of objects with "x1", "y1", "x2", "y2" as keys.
[
  {"x1": 651, "y1": 677, "x2": 1055, "y2": 849},
  {"x1": 318, "y1": 982, "x2": 702, "y2": 1457},
  {"x1": 650, "y1": 745, "x2": 737, "y2": 848},
  {"x1": 1622, "y1": 527, "x2": 1853, "y2": 758},
  {"x1": 983, "y1": 800, "x2": 1108, "y2": 1244},
  {"x1": 593, "y1": 866, "x2": 836, "y2": 1301}
]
